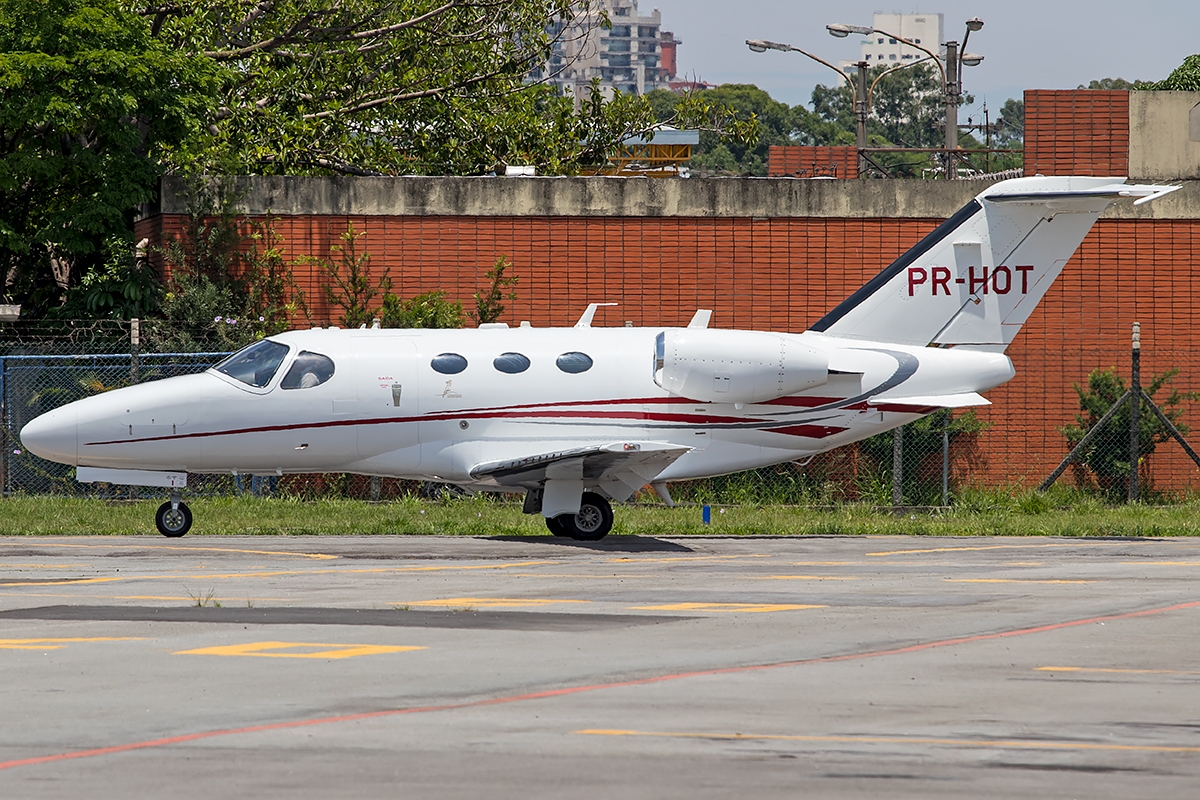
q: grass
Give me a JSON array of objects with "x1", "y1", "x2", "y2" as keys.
[{"x1": 0, "y1": 489, "x2": 1199, "y2": 537}]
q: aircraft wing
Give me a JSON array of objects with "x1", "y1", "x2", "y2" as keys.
[{"x1": 469, "y1": 441, "x2": 691, "y2": 501}]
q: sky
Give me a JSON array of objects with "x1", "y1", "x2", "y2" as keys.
[{"x1": 646, "y1": 0, "x2": 1198, "y2": 119}]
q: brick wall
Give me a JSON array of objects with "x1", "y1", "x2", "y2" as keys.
[
  {"x1": 1024, "y1": 89, "x2": 1130, "y2": 176},
  {"x1": 137, "y1": 210, "x2": 1200, "y2": 490},
  {"x1": 767, "y1": 146, "x2": 858, "y2": 179}
]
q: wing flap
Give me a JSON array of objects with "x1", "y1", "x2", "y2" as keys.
[{"x1": 470, "y1": 441, "x2": 692, "y2": 501}]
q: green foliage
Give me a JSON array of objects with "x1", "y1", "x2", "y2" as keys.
[
  {"x1": 53, "y1": 236, "x2": 161, "y2": 320},
  {"x1": 241, "y1": 217, "x2": 309, "y2": 338},
  {"x1": 380, "y1": 291, "x2": 464, "y2": 330},
  {"x1": 152, "y1": 178, "x2": 305, "y2": 349},
  {"x1": 1148, "y1": 55, "x2": 1200, "y2": 91},
  {"x1": 312, "y1": 224, "x2": 390, "y2": 328},
  {"x1": 0, "y1": 0, "x2": 213, "y2": 315},
  {"x1": 1059, "y1": 366, "x2": 1197, "y2": 498},
  {"x1": 1080, "y1": 77, "x2": 1144, "y2": 90},
  {"x1": 858, "y1": 409, "x2": 992, "y2": 504},
  {"x1": 472, "y1": 256, "x2": 519, "y2": 325}
]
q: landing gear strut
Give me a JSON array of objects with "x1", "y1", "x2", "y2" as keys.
[
  {"x1": 545, "y1": 492, "x2": 614, "y2": 541},
  {"x1": 156, "y1": 491, "x2": 192, "y2": 538}
]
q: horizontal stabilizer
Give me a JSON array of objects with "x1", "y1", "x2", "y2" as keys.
[{"x1": 869, "y1": 392, "x2": 991, "y2": 409}]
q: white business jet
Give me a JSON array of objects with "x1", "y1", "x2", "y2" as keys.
[{"x1": 20, "y1": 176, "x2": 1178, "y2": 539}]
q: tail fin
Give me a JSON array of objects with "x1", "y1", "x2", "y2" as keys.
[{"x1": 808, "y1": 176, "x2": 1179, "y2": 349}]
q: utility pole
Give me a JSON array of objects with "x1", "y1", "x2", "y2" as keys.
[
  {"x1": 944, "y1": 40, "x2": 959, "y2": 179},
  {"x1": 854, "y1": 60, "x2": 869, "y2": 177}
]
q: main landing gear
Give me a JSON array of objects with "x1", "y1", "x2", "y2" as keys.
[
  {"x1": 155, "y1": 491, "x2": 192, "y2": 538},
  {"x1": 545, "y1": 492, "x2": 614, "y2": 541}
]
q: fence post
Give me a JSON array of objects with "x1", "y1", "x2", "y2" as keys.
[
  {"x1": 1128, "y1": 322, "x2": 1140, "y2": 502},
  {"x1": 130, "y1": 318, "x2": 140, "y2": 385},
  {"x1": 942, "y1": 416, "x2": 950, "y2": 506},
  {"x1": 892, "y1": 426, "x2": 903, "y2": 507}
]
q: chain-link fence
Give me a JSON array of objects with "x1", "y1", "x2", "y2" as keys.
[{"x1": 4, "y1": 325, "x2": 1200, "y2": 506}]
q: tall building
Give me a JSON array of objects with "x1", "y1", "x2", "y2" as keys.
[
  {"x1": 531, "y1": 1, "x2": 673, "y2": 98},
  {"x1": 839, "y1": 12, "x2": 943, "y2": 74}
]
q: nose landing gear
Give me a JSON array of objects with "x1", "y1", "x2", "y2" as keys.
[{"x1": 155, "y1": 491, "x2": 193, "y2": 537}]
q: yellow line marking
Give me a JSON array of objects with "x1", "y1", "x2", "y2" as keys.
[
  {"x1": 576, "y1": 728, "x2": 1200, "y2": 754},
  {"x1": 606, "y1": 555, "x2": 770, "y2": 564},
  {"x1": 0, "y1": 542, "x2": 337, "y2": 560},
  {"x1": 1037, "y1": 666, "x2": 1200, "y2": 676},
  {"x1": 867, "y1": 543, "x2": 1127, "y2": 557},
  {"x1": 943, "y1": 579, "x2": 1092, "y2": 584},
  {"x1": 791, "y1": 561, "x2": 855, "y2": 566},
  {"x1": 756, "y1": 575, "x2": 859, "y2": 581},
  {"x1": 0, "y1": 637, "x2": 145, "y2": 650},
  {"x1": 403, "y1": 597, "x2": 590, "y2": 609},
  {"x1": 628, "y1": 602, "x2": 826, "y2": 613},
  {"x1": 0, "y1": 560, "x2": 557, "y2": 586},
  {"x1": 511, "y1": 573, "x2": 657, "y2": 579},
  {"x1": 0, "y1": 577, "x2": 123, "y2": 587},
  {"x1": 175, "y1": 641, "x2": 424, "y2": 659}
]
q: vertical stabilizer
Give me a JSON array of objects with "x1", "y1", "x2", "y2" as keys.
[{"x1": 808, "y1": 177, "x2": 1179, "y2": 349}]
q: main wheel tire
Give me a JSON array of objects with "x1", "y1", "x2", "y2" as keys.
[
  {"x1": 545, "y1": 515, "x2": 571, "y2": 537},
  {"x1": 156, "y1": 501, "x2": 192, "y2": 538},
  {"x1": 562, "y1": 492, "x2": 614, "y2": 541}
]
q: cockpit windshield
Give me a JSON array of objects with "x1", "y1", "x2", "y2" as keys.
[{"x1": 214, "y1": 340, "x2": 290, "y2": 388}]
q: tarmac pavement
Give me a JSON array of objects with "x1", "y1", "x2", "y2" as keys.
[{"x1": 1, "y1": 533, "x2": 1198, "y2": 798}]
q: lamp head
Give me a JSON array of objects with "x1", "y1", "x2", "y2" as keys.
[
  {"x1": 746, "y1": 38, "x2": 790, "y2": 52},
  {"x1": 965, "y1": 17, "x2": 984, "y2": 32},
  {"x1": 827, "y1": 23, "x2": 872, "y2": 38},
  {"x1": 960, "y1": 52, "x2": 984, "y2": 67}
]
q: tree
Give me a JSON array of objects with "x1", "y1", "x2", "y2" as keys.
[
  {"x1": 1079, "y1": 78, "x2": 1143, "y2": 90},
  {"x1": 472, "y1": 255, "x2": 519, "y2": 324},
  {"x1": 130, "y1": 1, "x2": 753, "y2": 178},
  {"x1": 1059, "y1": 367, "x2": 1197, "y2": 498},
  {"x1": 0, "y1": 0, "x2": 213, "y2": 315},
  {"x1": 646, "y1": 85, "x2": 789, "y2": 175},
  {"x1": 1148, "y1": 55, "x2": 1200, "y2": 91},
  {"x1": 994, "y1": 98, "x2": 1024, "y2": 146}
]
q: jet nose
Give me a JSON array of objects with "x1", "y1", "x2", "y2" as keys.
[{"x1": 20, "y1": 405, "x2": 78, "y2": 465}]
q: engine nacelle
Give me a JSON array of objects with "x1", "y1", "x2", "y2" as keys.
[{"x1": 653, "y1": 329, "x2": 829, "y2": 404}]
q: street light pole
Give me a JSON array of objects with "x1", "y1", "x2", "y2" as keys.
[
  {"x1": 746, "y1": 39, "x2": 866, "y2": 177},
  {"x1": 944, "y1": 39, "x2": 959, "y2": 178},
  {"x1": 829, "y1": 19, "x2": 983, "y2": 180},
  {"x1": 854, "y1": 60, "x2": 869, "y2": 175}
]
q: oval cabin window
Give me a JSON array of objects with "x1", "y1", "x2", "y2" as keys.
[
  {"x1": 431, "y1": 353, "x2": 468, "y2": 375},
  {"x1": 556, "y1": 351, "x2": 593, "y2": 374},
  {"x1": 493, "y1": 352, "x2": 531, "y2": 374}
]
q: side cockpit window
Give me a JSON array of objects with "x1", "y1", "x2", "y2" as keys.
[
  {"x1": 281, "y1": 351, "x2": 336, "y2": 389},
  {"x1": 215, "y1": 340, "x2": 290, "y2": 388}
]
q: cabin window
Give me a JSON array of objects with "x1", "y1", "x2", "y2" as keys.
[
  {"x1": 214, "y1": 340, "x2": 290, "y2": 388},
  {"x1": 281, "y1": 351, "x2": 336, "y2": 389},
  {"x1": 556, "y1": 351, "x2": 593, "y2": 374},
  {"x1": 431, "y1": 353, "x2": 468, "y2": 374},
  {"x1": 493, "y1": 352, "x2": 531, "y2": 374}
]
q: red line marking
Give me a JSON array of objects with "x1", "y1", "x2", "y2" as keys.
[{"x1": 5, "y1": 600, "x2": 1193, "y2": 772}]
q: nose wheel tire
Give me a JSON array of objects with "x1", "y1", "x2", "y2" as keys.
[
  {"x1": 551, "y1": 492, "x2": 614, "y2": 541},
  {"x1": 156, "y1": 501, "x2": 193, "y2": 538}
]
